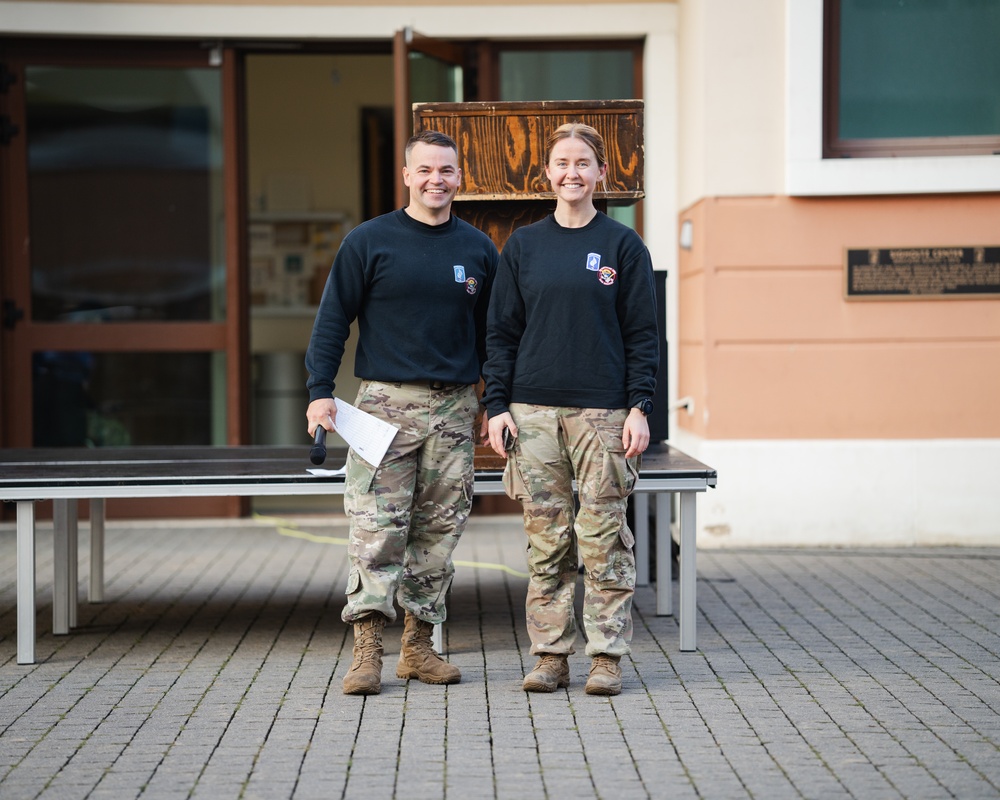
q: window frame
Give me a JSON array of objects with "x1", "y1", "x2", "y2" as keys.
[
  {"x1": 822, "y1": 0, "x2": 1000, "y2": 159},
  {"x1": 786, "y1": 0, "x2": 1000, "y2": 196},
  {"x1": 478, "y1": 39, "x2": 643, "y2": 103}
]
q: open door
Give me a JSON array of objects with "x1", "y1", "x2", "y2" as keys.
[{"x1": 392, "y1": 28, "x2": 467, "y2": 207}]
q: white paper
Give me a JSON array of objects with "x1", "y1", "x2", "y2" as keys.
[
  {"x1": 332, "y1": 397, "x2": 399, "y2": 467},
  {"x1": 307, "y1": 465, "x2": 347, "y2": 477}
]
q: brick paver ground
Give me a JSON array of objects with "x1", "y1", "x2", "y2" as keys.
[{"x1": 1, "y1": 514, "x2": 998, "y2": 799}]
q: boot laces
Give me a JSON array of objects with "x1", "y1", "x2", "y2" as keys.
[
  {"x1": 408, "y1": 619, "x2": 438, "y2": 656},
  {"x1": 591, "y1": 654, "x2": 619, "y2": 674},
  {"x1": 355, "y1": 619, "x2": 383, "y2": 663},
  {"x1": 537, "y1": 654, "x2": 566, "y2": 672}
]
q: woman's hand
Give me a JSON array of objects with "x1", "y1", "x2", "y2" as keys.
[
  {"x1": 622, "y1": 408, "x2": 650, "y2": 459},
  {"x1": 487, "y1": 412, "x2": 518, "y2": 458}
]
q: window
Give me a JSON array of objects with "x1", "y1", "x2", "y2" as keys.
[
  {"x1": 824, "y1": 0, "x2": 1000, "y2": 158},
  {"x1": 499, "y1": 48, "x2": 636, "y2": 102},
  {"x1": 495, "y1": 42, "x2": 642, "y2": 228}
]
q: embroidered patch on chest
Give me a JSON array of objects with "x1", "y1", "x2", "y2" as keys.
[
  {"x1": 587, "y1": 252, "x2": 601, "y2": 271},
  {"x1": 465, "y1": 277, "x2": 478, "y2": 294},
  {"x1": 453, "y1": 265, "x2": 466, "y2": 282},
  {"x1": 598, "y1": 266, "x2": 617, "y2": 285}
]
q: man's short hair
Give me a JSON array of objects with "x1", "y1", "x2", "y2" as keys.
[{"x1": 405, "y1": 129, "x2": 458, "y2": 160}]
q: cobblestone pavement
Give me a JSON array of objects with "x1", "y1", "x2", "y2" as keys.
[{"x1": 1, "y1": 514, "x2": 999, "y2": 799}]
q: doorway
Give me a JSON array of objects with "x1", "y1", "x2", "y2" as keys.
[
  {"x1": 1, "y1": 36, "x2": 645, "y2": 518},
  {"x1": 244, "y1": 53, "x2": 394, "y2": 452}
]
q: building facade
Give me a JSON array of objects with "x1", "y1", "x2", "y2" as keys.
[{"x1": 1, "y1": 0, "x2": 998, "y2": 542}]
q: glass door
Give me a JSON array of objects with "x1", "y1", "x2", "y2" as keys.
[
  {"x1": 1, "y1": 44, "x2": 242, "y2": 451},
  {"x1": 392, "y1": 28, "x2": 466, "y2": 207}
]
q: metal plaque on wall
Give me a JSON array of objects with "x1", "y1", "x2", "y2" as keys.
[{"x1": 845, "y1": 246, "x2": 1000, "y2": 299}]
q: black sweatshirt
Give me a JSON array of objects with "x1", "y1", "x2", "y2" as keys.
[
  {"x1": 306, "y1": 209, "x2": 498, "y2": 402},
  {"x1": 482, "y1": 212, "x2": 658, "y2": 416}
]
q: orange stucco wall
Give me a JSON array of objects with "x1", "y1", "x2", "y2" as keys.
[{"x1": 678, "y1": 193, "x2": 1000, "y2": 440}]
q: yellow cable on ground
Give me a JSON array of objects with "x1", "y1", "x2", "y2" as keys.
[
  {"x1": 256, "y1": 513, "x2": 529, "y2": 578},
  {"x1": 454, "y1": 560, "x2": 529, "y2": 579}
]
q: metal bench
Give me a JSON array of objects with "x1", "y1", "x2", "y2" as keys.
[{"x1": 1, "y1": 443, "x2": 716, "y2": 664}]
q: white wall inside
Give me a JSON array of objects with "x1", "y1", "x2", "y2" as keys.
[{"x1": 246, "y1": 53, "x2": 393, "y2": 222}]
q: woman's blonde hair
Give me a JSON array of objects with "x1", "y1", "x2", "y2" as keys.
[{"x1": 545, "y1": 122, "x2": 608, "y2": 168}]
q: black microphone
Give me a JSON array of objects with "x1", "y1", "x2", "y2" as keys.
[{"x1": 310, "y1": 427, "x2": 327, "y2": 465}]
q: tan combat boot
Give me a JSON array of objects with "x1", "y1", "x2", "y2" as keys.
[
  {"x1": 396, "y1": 612, "x2": 461, "y2": 684},
  {"x1": 343, "y1": 613, "x2": 386, "y2": 695},
  {"x1": 585, "y1": 654, "x2": 622, "y2": 696},
  {"x1": 522, "y1": 654, "x2": 570, "y2": 692}
]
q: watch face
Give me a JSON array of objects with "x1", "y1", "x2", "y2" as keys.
[{"x1": 637, "y1": 399, "x2": 653, "y2": 415}]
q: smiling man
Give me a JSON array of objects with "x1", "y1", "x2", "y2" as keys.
[{"x1": 305, "y1": 130, "x2": 499, "y2": 695}]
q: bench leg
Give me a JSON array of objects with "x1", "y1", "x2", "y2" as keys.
[
  {"x1": 52, "y1": 499, "x2": 72, "y2": 635},
  {"x1": 656, "y1": 492, "x2": 673, "y2": 616},
  {"x1": 68, "y1": 501, "x2": 78, "y2": 628},
  {"x1": 432, "y1": 622, "x2": 444, "y2": 655},
  {"x1": 17, "y1": 501, "x2": 37, "y2": 665},
  {"x1": 678, "y1": 491, "x2": 698, "y2": 652},
  {"x1": 633, "y1": 493, "x2": 649, "y2": 587},
  {"x1": 89, "y1": 499, "x2": 105, "y2": 603}
]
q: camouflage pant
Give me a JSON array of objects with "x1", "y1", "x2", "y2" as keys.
[
  {"x1": 341, "y1": 380, "x2": 478, "y2": 625},
  {"x1": 503, "y1": 403, "x2": 639, "y2": 658}
]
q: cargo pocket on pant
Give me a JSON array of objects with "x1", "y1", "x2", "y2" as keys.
[
  {"x1": 345, "y1": 568, "x2": 361, "y2": 596},
  {"x1": 343, "y1": 452, "x2": 379, "y2": 534},
  {"x1": 502, "y1": 448, "x2": 530, "y2": 503},
  {"x1": 594, "y1": 426, "x2": 637, "y2": 500},
  {"x1": 593, "y1": 426, "x2": 638, "y2": 549}
]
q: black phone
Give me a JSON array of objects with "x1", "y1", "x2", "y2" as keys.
[{"x1": 502, "y1": 428, "x2": 515, "y2": 451}]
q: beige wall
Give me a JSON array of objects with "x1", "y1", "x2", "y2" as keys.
[
  {"x1": 678, "y1": 193, "x2": 1000, "y2": 441},
  {"x1": 677, "y1": 0, "x2": 784, "y2": 209},
  {"x1": 670, "y1": 0, "x2": 1000, "y2": 545}
]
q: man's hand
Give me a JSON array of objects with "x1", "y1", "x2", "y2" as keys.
[{"x1": 306, "y1": 398, "x2": 337, "y2": 437}]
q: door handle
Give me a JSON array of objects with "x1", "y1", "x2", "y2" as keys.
[{"x1": 2, "y1": 298, "x2": 24, "y2": 330}]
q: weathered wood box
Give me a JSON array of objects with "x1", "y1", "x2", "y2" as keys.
[{"x1": 413, "y1": 99, "x2": 644, "y2": 250}]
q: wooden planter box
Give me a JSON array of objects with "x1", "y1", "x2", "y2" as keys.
[{"x1": 413, "y1": 99, "x2": 644, "y2": 248}]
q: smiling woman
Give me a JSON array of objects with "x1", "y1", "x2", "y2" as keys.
[
  {"x1": 544, "y1": 130, "x2": 608, "y2": 222},
  {"x1": 482, "y1": 121, "x2": 659, "y2": 696}
]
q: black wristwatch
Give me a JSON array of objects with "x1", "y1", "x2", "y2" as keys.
[{"x1": 633, "y1": 398, "x2": 653, "y2": 416}]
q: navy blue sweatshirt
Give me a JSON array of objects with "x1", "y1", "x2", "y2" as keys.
[
  {"x1": 306, "y1": 209, "x2": 498, "y2": 401},
  {"x1": 482, "y1": 212, "x2": 658, "y2": 415}
]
